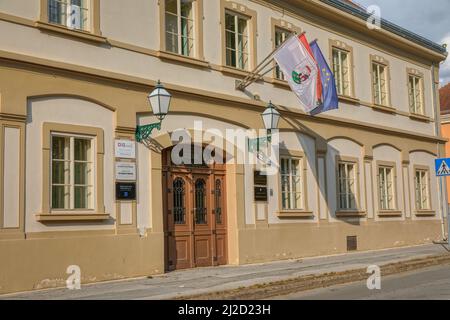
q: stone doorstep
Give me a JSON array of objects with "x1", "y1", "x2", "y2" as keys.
[{"x1": 171, "y1": 253, "x2": 450, "y2": 300}]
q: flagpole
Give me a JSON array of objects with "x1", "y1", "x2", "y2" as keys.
[
  {"x1": 238, "y1": 31, "x2": 302, "y2": 89},
  {"x1": 237, "y1": 31, "x2": 305, "y2": 91}
]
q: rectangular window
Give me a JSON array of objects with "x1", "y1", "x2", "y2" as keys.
[
  {"x1": 165, "y1": 0, "x2": 195, "y2": 57},
  {"x1": 51, "y1": 134, "x2": 94, "y2": 210},
  {"x1": 332, "y1": 48, "x2": 351, "y2": 96},
  {"x1": 378, "y1": 166, "x2": 395, "y2": 210},
  {"x1": 409, "y1": 75, "x2": 424, "y2": 115},
  {"x1": 225, "y1": 11, "x2": 249, "y2": 70},
  {"x1": 337, "y1": 162, "x2": 357, "y2": 210},
  {"x1": 372, "y1": 63, "x2": 388, "y2": 106},
  {"x1": 274, "y1": 28, "x2": 290, "y2": 80},
  {"x1": 48, "y1": 0, "x2": 89, "y2": 31},
  {"x1": 415, "y1": 169, "x2": 430, "y2": 210},
  {"x1": 280, "y1": 158, "x2": 303, "y2": 210}
]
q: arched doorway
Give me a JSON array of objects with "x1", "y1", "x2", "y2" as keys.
[{"x1": 162, "y1": 145, "x2": 227, "y2": 270}]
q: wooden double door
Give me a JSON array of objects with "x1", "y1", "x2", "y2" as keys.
[{"x1": 163, "y1": 156, "x2": 227, "y2": 270}]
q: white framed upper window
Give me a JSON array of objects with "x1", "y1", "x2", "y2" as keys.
[
  {"x1": 225, "y1": 11, "x2": 249, "y2": 70},
  {"x1": 165, "y1": 0, "x2": 195, "y2": 57},
  {"x1": 337, "y1": 162, "x2": 357, "y2": 210},
  {"x1": 408, "y1": 74, "x2": 424, "y2": 115},
  {"x1": 274, "y1": 27, "x2": 290, "y2": 80},
  {"x1": 332, "y1": 48, "x2": 351, "y2": 96},
  {"x1": 51, "y1": 134, "x2": 94, "y2": 210},
  {"x1": 280, "y1": 157, "x2": 303, "y2": 210},
  {"x1": 372, "y1": 62, "x2": 389, "y2": 106},
  {"x1": 415, "y1": 169, "x2": 430, "y2": 210},
  {"x1": 378, "y1": 166, "x2": 396, "y2": 211},
  {"x1": 48, "y1": 0, "x2": 90, "y2": 31}
]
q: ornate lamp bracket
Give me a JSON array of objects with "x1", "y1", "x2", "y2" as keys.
[{"x1": 135, "y1": 121, "x2": 162, "y2": 143}]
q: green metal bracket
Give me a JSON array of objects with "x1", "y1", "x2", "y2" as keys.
[
  {"x1": 135, "y1": 122, "x2": 162, "y2": 142},
  {"x1": 248, "y1": 136, "x2": 270, "y2": 153},
  {"x1": 248, "y1": 130, "x2": 272, "y2": 153}
]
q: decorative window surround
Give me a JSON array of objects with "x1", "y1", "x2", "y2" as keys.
[
  {"x1": 37, "y1": 122, "x2": 108, "y2": 222},
  {"x1": 277, "y1": 150, "x2": 312, "y2": 218},
  {"x1": 376, "y1": 160, "x2": 400, "y2": 216},
  {"x1": 158, "y1": 0, "x2": 205, "y2": 61},
  {"x1": 37, "y1": 0, "x2": 105, "y2": 43},
  {"x1": 271, "y1": 18, "x2": 302, "y2": 85},
  {"x1": 220, "y1": 0, "x2": 257, "y2": 74},
  {"x1": 407, "y1": 68, "x2": 426, "y2": 117},
  {"x1": 413, "y1": 165, "x2": 434, "y2": 215},
  {"x1": 335, "y1": 156, "x2": 365, "y2": 218},
  {"x1": 329, "y1": 39, "x2": 356, "y2": 99},
  {"x1": 370, "y1": 54, "x2": 392, "y2": 110}
]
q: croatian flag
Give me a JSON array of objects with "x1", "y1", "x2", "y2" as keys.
[
  {"x1": 309, "y1": 40, "x2": 339, "y2": 115},
  {"x1": 273, "y1": 34, "x2": 321, "y2": 113}
]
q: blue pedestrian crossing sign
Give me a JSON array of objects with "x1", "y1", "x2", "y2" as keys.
[{"x1": 435, "y1": 158, "x2": 450, "y2": 176}]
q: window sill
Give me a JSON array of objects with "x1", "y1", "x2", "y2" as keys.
[
  {"x1": 335, "y1": 210, "x2": 366, "y2": 218},
  {"x1": 409, "y1": 113, "x2": 431, "y2": 123},
  {"x1": 270, "y1": 78, "x2": 290, "y2": 88},
  {"x1": 156, "y1": 51, "x2": 210, "y2": 69},
  {"x1": 415, "y1": 210, "x2": 436, "y2": 217},
  {"x1": 371, "y1": 104, "x2": 396, "y2": 114},
  {"x1": 338, "y1": 95, "x2": 360, "y2": 105},
  {"x1": 378, "y1": 210, "x2": 402, "y2": 217},
  {"x1": 220, "y1": 65, "x2": 253, "y2": 78},
  {"x1": 35, "y1": 21, "x2": 108, "y2": 44},
  {"x1": 277, "y1": 211, "x2": 314, "y2": 218},
  {"x1": 36, "y1": 213, "x2": 111, "y2": 222}
]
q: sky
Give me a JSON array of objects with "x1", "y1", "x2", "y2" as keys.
[{"x1": 355, "y1": 0, "x2": 450, "y2": 86}]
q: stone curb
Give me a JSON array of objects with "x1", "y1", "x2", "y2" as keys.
[{"x1": 174, "y1": 253, "x2": 450, "y2": 300}]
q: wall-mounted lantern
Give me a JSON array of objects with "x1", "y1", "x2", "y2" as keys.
[{"x1": 135, "y1": 80, "x2": 172, "y2": 142}]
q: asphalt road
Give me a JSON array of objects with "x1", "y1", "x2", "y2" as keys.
[{"x1": 275, "y1": 263, "x2": 450, "y2": 300}]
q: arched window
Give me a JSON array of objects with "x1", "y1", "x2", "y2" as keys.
[
  {"x1": 173, "y1": 178, "x2": 185, "y2": 224},
  {"x1": 195, "y1": 179, "x2": 207, "y2": 224}
]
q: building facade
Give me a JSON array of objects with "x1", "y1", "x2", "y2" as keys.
[
  {"x1": 0, "y1": 0, "x2": 447, "y2": 294},
  {"x1": 440, "y1": 83, "x2": 450, "y2": 205}
]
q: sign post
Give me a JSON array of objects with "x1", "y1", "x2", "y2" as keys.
[{"x1": 435, "y1": 158, "x2": 450, "y2": 245}]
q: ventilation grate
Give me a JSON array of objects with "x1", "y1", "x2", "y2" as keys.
[{"x1": 347, "y1": 236, "x2": 358, "y2": 251}]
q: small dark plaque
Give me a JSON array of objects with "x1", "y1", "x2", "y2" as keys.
[
  {"x1": 116, "y1": 182, "x2": 136, "y2": 200},
  {"x1": 254, "y1": 186, "x2": 268, "y2": 202},
  {"x1": 254, "y1": 170, "x2": 268, "y2": 202},
  {"x1": 254, "y1": 171, "x2": 268, "y2": 185}
]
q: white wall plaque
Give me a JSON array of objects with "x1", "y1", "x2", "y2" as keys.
[
  {"x1": 115, "y1": 139, "x2": 136, "y2": 159},
  {"x1": 116, "y1": 162, "x2": 137, "y2": 181}
]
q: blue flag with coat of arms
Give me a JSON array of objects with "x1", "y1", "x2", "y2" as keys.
[{"x1": 309, "y1": 40, "x2": 339, "y2": 115}]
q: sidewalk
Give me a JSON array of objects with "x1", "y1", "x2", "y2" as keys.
[{"x1": 2, "y1": 244, "x2": 449, "y2": 300}]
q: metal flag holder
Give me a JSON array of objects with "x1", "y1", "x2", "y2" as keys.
[{"x1": 235, "y1": 31, "x2": 304, "y2": 91}]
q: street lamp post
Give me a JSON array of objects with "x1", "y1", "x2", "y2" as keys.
[{"x1": 135, "y1": 80, "x2": 172, "y2": 142}]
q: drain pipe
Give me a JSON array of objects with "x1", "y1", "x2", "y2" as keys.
[{"x1": 432, "y1": 63, "x2": 448, "y2": 242}]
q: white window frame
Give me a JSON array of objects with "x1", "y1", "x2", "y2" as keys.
[
  {"x1": 372, "y1": 62, "x2": 388, "y2": 106},
  {"x1": 48, "y1": 0, "x2": 90, "y2": 31},
  {"x1": 164, "y1": 0, "x2": 196, "y2": 57},
  {"x1": 274, "y1": 27, "x2": 290, "y2": 80},
  {"x1": 225, "y1": 10, "x2": 250, "y2": 70},
  {"x1": 50, "y1": 133, "x2": 95, "y2": 211},
  {"x1": 337, "y1": 162, "x2": 357, "y2": 210},
  {"x1": 409, "y1": 74, "x2": 424, "y2": 115},
  {"x1": 415, "y1": 169, "x2": 430, "y2": 210},
  {"x1": 332, "y1": 48, "x2": 351, "y2": 96},
  {"x1": 378, "y1": 166, "x2": 396, "y2": 211},
  {"x1": 280, "y1": 157, "x2": 304, "y2": 210}
]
